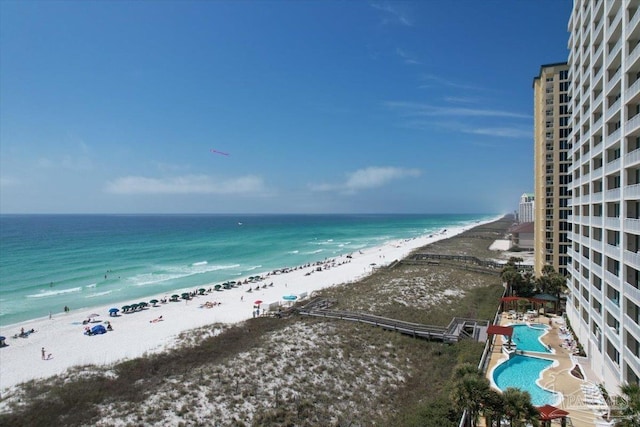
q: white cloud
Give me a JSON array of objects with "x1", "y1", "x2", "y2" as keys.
[
  {"x1": 371, "y1": 3, "x2": 413, "y2": 26},
  {"x1": 395, "y1": 48, "x2": 420, "y2": 65},
  {"x1": 464, "y1": 127, "x2": 532, "y2": 139},
  {"x1": 310, "y1": 166, "x2": 421, "y2": 194},
  {"x1": 384, "y1": 101, "x2": 531, "y2": 119},
  {"x1": 104, "y1": 174, "x2": 265, "y2": 195},
  {"x1": 418, "y1": 74, "x2": 487, "y2": 91},
  {"x1": 0, "y1": 176, "x2": 18, "y2": 188}
]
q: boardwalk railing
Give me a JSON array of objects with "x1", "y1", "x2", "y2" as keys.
[
  {"x1": 405, "y1": 253, "x2": 533, "y2": 271},
  {"x1": 298, "y1": 299, "x2": 489, "y2": 344}
]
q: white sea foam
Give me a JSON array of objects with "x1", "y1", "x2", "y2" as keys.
[
  {"x1": 288, "y1": 250, "x2": 299, "y2": 254},
  {"x1": 27, "y1": 287, "x2": 83, "y2": 298},
  {"x1": 304, "y1": 249, "x2": 323, "y2": 255},
  {"x1": 246, "y1": 265, "x2": 262, "y2": 271},
  {"x1": 192, "y1": 261, "x2": 208, "y2": 266},
  {"x1": 85, "y1": 291, "x2": 113, "y2": 298},
  {"x1": 85, "y1": 283, "x2": 97, "y2": 289}
]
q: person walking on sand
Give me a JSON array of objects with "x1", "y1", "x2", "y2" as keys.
[{"x1": 41, "y1": 347, "x2": 46, "y2": 360}]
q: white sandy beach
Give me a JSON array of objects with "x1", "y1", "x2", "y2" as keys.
[{"x1": 0, "y1": 218, "x2": 499, "y2": 396}]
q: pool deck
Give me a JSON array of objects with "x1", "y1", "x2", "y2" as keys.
[{"x1": 483, "y1": 313, "x2": 612, "y2": 427}]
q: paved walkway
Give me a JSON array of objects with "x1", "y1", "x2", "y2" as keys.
[{"x1": 484, "y1": 313, "x2": 613, "y2": 427}]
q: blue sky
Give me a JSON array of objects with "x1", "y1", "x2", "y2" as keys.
[{"x1": 0, "y1": 1, "x2": 572, "y2": 214}]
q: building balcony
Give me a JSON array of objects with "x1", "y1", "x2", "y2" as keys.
[
  {"x1": 591, "y1": 306, "x2": 603, "y2": 324},
  {"x1": 592, "y1": 281, "x2": 603, "y2": 300},
  {"x1": 591, "y1": 192, "x2": 603, "y2": 203},
  {"x1": 624, "y1": 280, "x2": 640, "y2": 306},
  {"x1": 624, "y1": 249, "x2": 640, "y2": 270},
  {"x1": 624, "y1": 313, "x2": 640, "y2": 343},
  {"x1": 604, "y1": 270, "x2": 621, "y2": 287},
  {"x1": 629, "y1": 6, "x2": 640, "y2": 36},
  {"x1": 608, "y1": 67, "x2": 622, "y2": 87},
  {"x1": 627, "y1": 79, "x2": 640, "y2": 104},
  {"x1": 604, "y1": 296, "x2": 622, "y2": 320},
  {"x1": 606, "y1": 99, "x2": 622, "y2": 120},
  {"x1": 623, "y1": 346, "x2": 640, "y2": 381},
  {"x1": 604, "y1": 215, "x2": 621, "y2": 229},
  {"x1": 627, "y1": 114, "x2": 640, "y2": 135},
  {"x1": 625, "y1": 218, "x2": 640, "y2": 234},
  {"x1": 603, "y1": 324, "x2": 621, "y2": 351},
  {"x1": 607, "y1": 128, "x2": 622, "y2": 146},
  {"x1": 625, "y1": 148, "x2": 640, "y2": 166},
  {"x1": 592, "y1": 167, "x2": 603, "y2": 179},
  {"x1": 609, "y1": 10, "x2": 623, "y2": 38},
  {"x1": 607, "y1": 156, "x2": 621, "y2": 171},
  {"x1": 605, "y1": 243, "x2": 621, "y2": 258},
  {"x1": 592, "y1": 215, "x2": 604, "y2": 227},
  {"x1": 626, "y1": 183, "x2": 640, "y2": 199},
  {"x1": 605, "y1": 187, "x2": 621, "y2": 201},
  {"x1": 591, "y1": 264, "x2": 604, "y2": 280}
]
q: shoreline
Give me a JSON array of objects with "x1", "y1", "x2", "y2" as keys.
[{"x1": 0, "y1": 216, "x2": 503, "y2": 394}]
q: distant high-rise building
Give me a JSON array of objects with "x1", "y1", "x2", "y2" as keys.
[
  {"x1": 518, "y1": 193, "x2": 535, "y2": 223},
  {"x1": 566, "y1": 0, "x2": 640, "y2": 393},
  {"x1": 533, "y1": 63, "x2": 572, "y2": 277}
]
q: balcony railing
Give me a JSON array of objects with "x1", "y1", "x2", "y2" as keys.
[
  {"x1": 624, "y1": 280, "x2": 640, "y2": 306},
  {"x1": 607, "y1": 128, "x2": 622, "y2": 146},
  {"x1": 606, "y1": 156, "x2": 621, "y2": 171},
  {"x1": 626, "y1": 78, "x2": 640, "y2": 102},
  {"x1": 606, "y1": 98, "x2": 621, "y2": 120},
  {"x1": 625, "y1": 147, "x2": 640, "y2": 165},
  {"x1": 629, "y1": 6, "x2": 640, "y2": 35},
  {"x1": 604, "y1": 270, "x2": 621, "y2": 286},
  {"x1": 608, "y1": 67, "x2": 622, "y2": 86},
  {"x1": 605, "y1": 243, "x2": 620, "y2": 257},
  {"x1": 605, "y1": 187, "x2": 621, "y2": 200},
  {"x1": 624, "y1": 249, "x2": 640, "y2": 269},
  {"x1": 604, "y1": 215, "x2": 621, "y2": 228},
  {"x1": 609, "y1": 8, "x2": 623, "y2": 34},
  {"x1": 627, "y1": 114, "x2": 640, "y2": 135},
  {"x1": 626, "y1": 183, "x2": 640, "y2": 199},
  {"x1": 625, "y1": 218, "x2": 640, "y2": 233}
]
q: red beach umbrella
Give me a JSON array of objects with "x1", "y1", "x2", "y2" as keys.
[{"x1": 254, "y1": 300, "x2": 263, "y2": 305}]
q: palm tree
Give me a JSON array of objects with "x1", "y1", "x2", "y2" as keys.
[
  {"x1": 616, "y1": 382, "x2": 640, "y2": 426},
  {"x1": 481, "y1": 388, "x2": 505, "y2": 427},
  {"x1": 502, "y1": 388, "x2": 540, "y2": 427},
  {"x1": 450, "y1": 364, "x2": 490, "y2": 427}
]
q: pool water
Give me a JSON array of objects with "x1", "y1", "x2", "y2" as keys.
[
  {"x1": 508, "y1": 324, "x2": 551, "y2": 353},
  {"x1": 492, "y1": 354, "x2": 559, "y2": 406}
]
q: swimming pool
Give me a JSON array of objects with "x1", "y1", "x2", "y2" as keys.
[
  {"x1": 492, "y1": 354, "x2": 559, "y2": 406},
  {"x1": 508, "y1": 323, "x2": 551, "y2": 353}
]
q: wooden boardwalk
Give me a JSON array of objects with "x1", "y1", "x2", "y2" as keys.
[{"x1": 298, "y1": 299, "x2": 489, "y2": 344}]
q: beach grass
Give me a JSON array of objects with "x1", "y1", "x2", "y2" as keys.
[{"x1": 0, "y1": 217, "x2": 512, "y2": 427}]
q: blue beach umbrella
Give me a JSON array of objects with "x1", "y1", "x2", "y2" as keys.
[{"x1": 108, "y1": 308, "x2": 119, "y2": 316}]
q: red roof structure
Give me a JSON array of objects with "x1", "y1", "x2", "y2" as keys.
[
  {"x1": 487, "y1": 325, "x2": 513, "y2": 336},
  {"x1": 537, "y1": 404, "x2": 569, "y2": 421}
]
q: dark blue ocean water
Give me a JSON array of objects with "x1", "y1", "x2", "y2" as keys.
[{"x1": 0, "y1": 214, "x2": 494, "y2": 327}]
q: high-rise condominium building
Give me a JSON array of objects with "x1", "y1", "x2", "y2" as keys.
[
  {"x1": 533, "y1": 63, "x2": 572, "y2": 277},
  {"x1": 518, "y1": 193, "x2": 535, "y2": 223},
  {"x1": 566, "y1": 0, "x2": 640, "y2": 392}
]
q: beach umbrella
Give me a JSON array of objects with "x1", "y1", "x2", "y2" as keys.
[
  {"x1": 149, "y1": 299, "x2": 159, "y2": 306},
  {"x1": 89, "y1": 313, "x2": 100, "y2": 319},
  {"x1": 181, "y1": 292, "x2": 190, "y2": 300},
  {"x1": 198, "y1": 288, "x2": 206, "y2": 295},
  {"x1": 108, "y1": 308, "x2": 119, "y2": 316},
  {"x1": 214, "y1": 284, "x2": 222, "y2": 291},
  {"x1": 171, "y1": 294, "x2": 180, "y2": 301},
  {"x1": 121, "y1": 305, "x2": 130, "y2": 312},
  {"x1": 254, "y1": 300, "x2": 263, "y2": 305},
  {"x1": 129, "y1": 303, "x2": 139, "y2": 311}
]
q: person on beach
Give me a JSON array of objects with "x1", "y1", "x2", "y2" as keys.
[{"x1": 41, "y1": 347, "x2": 46, "y2": 360}]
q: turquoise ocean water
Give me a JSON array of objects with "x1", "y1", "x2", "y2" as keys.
[{"x1": 0, "y1": 214, "x2": 495, "y2": 327}]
